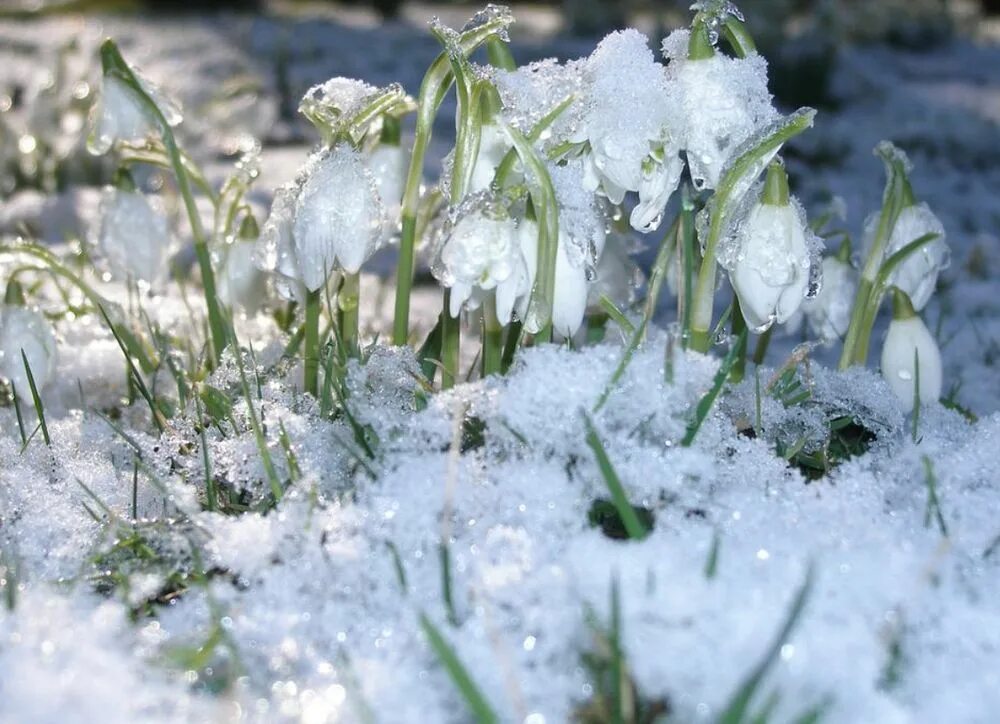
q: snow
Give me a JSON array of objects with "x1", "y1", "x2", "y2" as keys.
[{"x1": 1, "y1": 4, "x2": 999, "y2": 723}]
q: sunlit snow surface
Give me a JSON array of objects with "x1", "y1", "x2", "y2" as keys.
[{"x1": 1, "y1": 7, "x2": 1000, "y2": 724}]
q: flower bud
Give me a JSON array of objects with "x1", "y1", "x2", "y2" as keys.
[
  {"x1": 880, "y1": 289, "x2": 942, "y2": 413},
  {"x1": 802, "y1": 256, "x2": 857, "y2": 344},
  {"x1": 729, "y1": 165, "x2": 812, "y2": 332},
  {"x1": 0, "y1": 306, "x2": 57, "y2": 402},
  {"x1": 879, "y1": 203, "x2": 948, "y2": 311},
  {"x1": 87, "y1": 71, "x2": 181, "y2": 155}
]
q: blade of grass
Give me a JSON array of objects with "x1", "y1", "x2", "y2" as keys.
[
  {"x1": 98, "y1": 304, "x2": 167, "y2": 433},
  {"x1": 419, "y1": 613, "x2": 499, "y2": 724},
  {"x1": 10, "y1": 381, "x2": 27, "y2": 447},
  {"x1": 582, "y1": 412, "x2": 650, "y2": 541},
  {"x1": 20, "y1": 350, "x2": 50, "y2": 446},
  {"x1": 682, "y1": 328, "x2": 748, "y2": 447}
]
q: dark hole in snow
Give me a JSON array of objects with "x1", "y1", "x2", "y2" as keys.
[
  {"x1": 783, "y1": 417, "x2": 878, "y2": 481},
  {"x1": 460, "y1": 415, "x2": 486, "y2": 453},
  {"x1": 587, "y1": 498, "x2": 656, "y2": 541}
]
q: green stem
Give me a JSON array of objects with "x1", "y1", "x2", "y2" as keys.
[
  {"x1": 304, "y1": 289, "x2": 321, "y2": 397},
  {"x1": 338, "y1": 272, "x2": 361, "y2": 358},
  {"x1": 730, "y1": 304, "x2": 748, "y2": 382},
  {"x1": 481, "y1": 298, "x2": 503, "y2": 377},
  {"x1": 752, "y1": 325, "x2": 773, "y2": 365},
  {"x1": 441, "y1": 290, "x2": 460, "y2": 390}
]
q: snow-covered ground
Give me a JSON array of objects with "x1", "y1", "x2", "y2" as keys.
[{"x1": 1, "y1": 5, "x2": 999, "y2": 723}]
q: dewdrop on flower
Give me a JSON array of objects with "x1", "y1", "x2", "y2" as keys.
[
  {"x1": 802, "y1": 255, "x2": 857, "y2": 344},
  {"x1": 866, "y1": 202, "x2": 949, "y2": 311},
  {"x1": 87, "y1": 70, "x2": 182, "y2": 155},
  {"x1": 94, "y1": 187, "x2": 174, "y2": 285},
  {"x1": 0, "y1": 306, "x2": 57, "y2": 402},
  {"x1": 881, "y1": 288, "x2": 942, "y2": 413},
  {"x1": 728, "y1": 163, "x2": 813, "y2": 332},
  {"x1": 573, "y1": 29, "x2": 682, "y2": 233},
  {"x1": 432, "y1": 196, "x2": 523, "y2": 321},
  {"x1": 662, "y1": 28, "x2": 778, "y2": 191}
]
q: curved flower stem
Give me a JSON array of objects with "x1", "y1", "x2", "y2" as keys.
[
  {"x1": 391, "y1": 16, "x2": 514, "y2": 346},
  {"x1": 730, "y1": 304, "x2": 748, "y2": 382},
  {"x1": 303, "y1": 289, "x2": 321, "y2": 397},
  {"x1": 99, "y1": 40, "x2": 228, "y2": 368},
  {"x1": 689, "y1": 109, "x2": 815, "y2": 353},
  {"x1": 838, "y1": 145, "x2": 914, "y2": 369},
  {"x1": 338, "y1": 272, "x2": 361, "y2": 358},
  {"x1": 481, "y1": 298, "x2": 503, "y2": 377}
]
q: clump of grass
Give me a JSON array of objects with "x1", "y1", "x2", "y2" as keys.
[{"x1": 587, "y1": 499, "x2": 656, "y2": 541}]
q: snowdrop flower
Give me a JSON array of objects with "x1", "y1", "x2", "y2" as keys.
[
  {"x1": 467, "y1": 123, "x2": 512, "y2": 194},
  {"x1": 872, "y1": 202, "x2": 948, "y2": 311},
  {"x1": 0, "y1": 306, "x2": 57, "y2": 402},
  {"x1": 573, "y1": 29, "x2": 682, "y2": 233},
  {"x1": 87, "y1": 70, "x2": 181, "y2": 155},
  {"x1": 368, "y1": 143, "x2": 407, "y2": 220},
  {"x1": 516, "y1": 218, "x2": 591, "y2": 338},
  {"x1": 802, "y1": 255, "x2": 857, "y2": 344},
  {"x1": 662, "y1": 29, "x2": 778, "y2": 191},
  {"x1": 95, "y1": 187, "x2": 174, "y2": 285},
  {"x1": 433, "y1": 199, "x2": 523, "y2": 322},
  {"x1": 881, "y1": 288, "x2": 942, "y2": 413},
  {"x1": 729, "y1": 164, "x2": 813, "y2": 332},
  {"x1": 217, "y1": 234, "x2": 267, "y2": 315},
  {"x1": 255, "y1": 145, "x2": 384, "y2": 296}
]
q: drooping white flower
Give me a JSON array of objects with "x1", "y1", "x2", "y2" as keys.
[
  {"x1": 801, "y1": 256, "x2": 857, "y2": 344},
  {"x1": 367, "y1": 144, "x2": 407, "y2": 220},
  {"x1": 516, "y1": 218, "x2": 591, "y2": 338},
  {"x1": 217, "y1": 240, "x2": 267, "y2": 314},
  {"x1": 87, "y1": 71, "x2": 181, "y2": 155},
  {"x1": 94, "y1": 187, "x2": 174, "y2": 285},
  {"x1": 255, "y1": 145, "x2": 384, "y2": 297},
  {"x1": 728, "y1": 169, "x2": 813, "y2": 332},
  {"x1": 573, "y1": 29, "x2": 682, "y2": 233},
  {"x1": 662, "y1": 29, "x2": 778, "y2": 191},
  {"x1": 467, "y1": 123, "x2": 513, "y2": 195},
  {"x1": 433, "y1": 200, "x2": 523, "y2": 321},
  {"x1": 0, "y1": 306, "x2": 57, "y2": 402},
  {"x1": 868, "y1": 203, "x2": 949, "y2": 311},
  {"x1": 881, "y1": 290, "x2": 942, "y2": 413}
]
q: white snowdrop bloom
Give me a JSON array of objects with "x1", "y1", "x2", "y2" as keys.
[
  {"x1": 802, "y1": 256, "x2": 857, "y2": 344},
  {"x1": 663, "y1": 29, "x2": 778, "y2": 191},
  {"x1": 217, "y1": 240, "x2": 267, "y2": 314},
  {"x1": 88, "y1": 71, "x2": 181, "y2": 155},
  {"x1": 254, "y1": 182, "x2": 308, "y2": 303},
  {"x1": 255, "y1": 146, "x2": 384, "y2": 297},
  {"x1": 434, "y1": 204, "x2": 522, "y2": 320},
  {"x1": 467, "y1": 123, "x2": 513, "y2": 194},
  {"x1": 367, "y1": 144, "x2": 407, "y2": 220},
  {"x1": 573, "y1": 29, "x2": 681, "y2": 232},
  {"x1": 730, "y1": 197, "x2": 812, "y2": 332},
  {"x1": 0, "y1": 306, "x2": 57, "y2": 401},
  {"x1": 881, "y1": 291, "x2": 942, "y2": 413},
  {"x1": 95, "y1": 187, "x2": 173, "y2": 285},
  {"x1": 516, "y1": 219, "x2": 592, "y2": 339},
  {"x1": 872, "y1": 203, "x2": 948, "y2": 311}
]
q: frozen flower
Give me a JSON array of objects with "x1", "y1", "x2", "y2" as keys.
[
  {"x1": 217, "y1": 239, "x2": 267, "y2": 315},
  {"x1": 881, "y1": 288, "x2": 942, "y2": 413},
  {"x1": 573, "y1": 29, "x2": 681, "y2": 233},
  {"x1": 299, "y1": 77, "x2": 410, "y2": 145},
  {"x1": 467, "y1": 123, "x2": 513, "y2": 194},
  {"x1": 433, "y1": 201, "x2": 523, "y2": 321},
  {"x1": 729, "y1": 165, "x2": 813, "y2": 332},
  {"x1": 87, "y1": 71, "x2": 181, "y2": 155},
  {"x1": 368, "y1": 144, "x2": 407, "y2": 221},
  {"x1": 872, "y1": 202, "x2": 948, "y2": 311},
  {"x1": 516, "y1": 218, "x2": 590, "y2": 338},
  {"x1": 94, "y1": 187, "x2": 174, "y2": 285},
  {"x1": 802, "y1": 256, "x2": 857, "y2": 344},
  {"x1": 663, "y1": 29, "x2": 778, "y2": 191},
  {"x1": 256, "y1": 145, "x2": 384, "y2": 297},
  {"x1": 0, "y1": 306, "x2": 57, "y2": 402}
]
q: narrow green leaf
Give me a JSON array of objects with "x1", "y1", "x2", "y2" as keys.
[
  {"x1": 582, "y1": 412, "x2": 650, "y2": 541},
  {"x1": 419, "y1": 613, "x2": 499, "y2": 724}
]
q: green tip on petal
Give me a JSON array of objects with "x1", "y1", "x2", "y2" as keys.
[
  {"x1": 112, "y1": 167, "x2": 137, "y2": 192},
  {"x1": 890, "y1": 287, "x2": 917, "y2": 320},
  {"x1": 4, "y1": 279, "x2": 26, "y2": 307},
  {"x1": 836, "y1": 235, "x2": 852, "y2": 263},
  {"x1": 762, "y1": 160, "x2": 790, "y2": 206},
  {"x1": 238, "y1": 213, "x2": 260, "y2": 240}
]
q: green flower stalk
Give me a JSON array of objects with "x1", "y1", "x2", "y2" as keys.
[{"x1": 90, "y1": 40, "x2": 229, "y2": 367}]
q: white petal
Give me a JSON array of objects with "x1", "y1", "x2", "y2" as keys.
[
  {"x1": 880, "y1": 316, "x2": 943, "y2": 413},
  {"x1": 551, "y1": 237, "x2": 589, "y2": 338}
]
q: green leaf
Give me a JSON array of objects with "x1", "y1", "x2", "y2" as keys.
[{"x1": 419, "y1": 613, "x2": 499, "y2": 724}]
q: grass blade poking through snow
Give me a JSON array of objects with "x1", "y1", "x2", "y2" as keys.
[
  {"x1": 98, "y1": 304, "x2": 167, "y2": 433},
  {"x1": 681, "y1": 328, "x2": 748, "y2": 447},
  {"x1": 922, "y1": 456, "x2": 948, "y2": 537},
  {"x1": 20, "y1": 350, "x2": 50, "y2": 446},
  {"x1": 419, "y1": 613, "x2": 499, "y2": 724},
  {"x1": 717, "y1": 565, "x2": 815, "y2": 724},
  {"x1": 582, "y1": 412, "x2": 650, "y2": 541}
]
